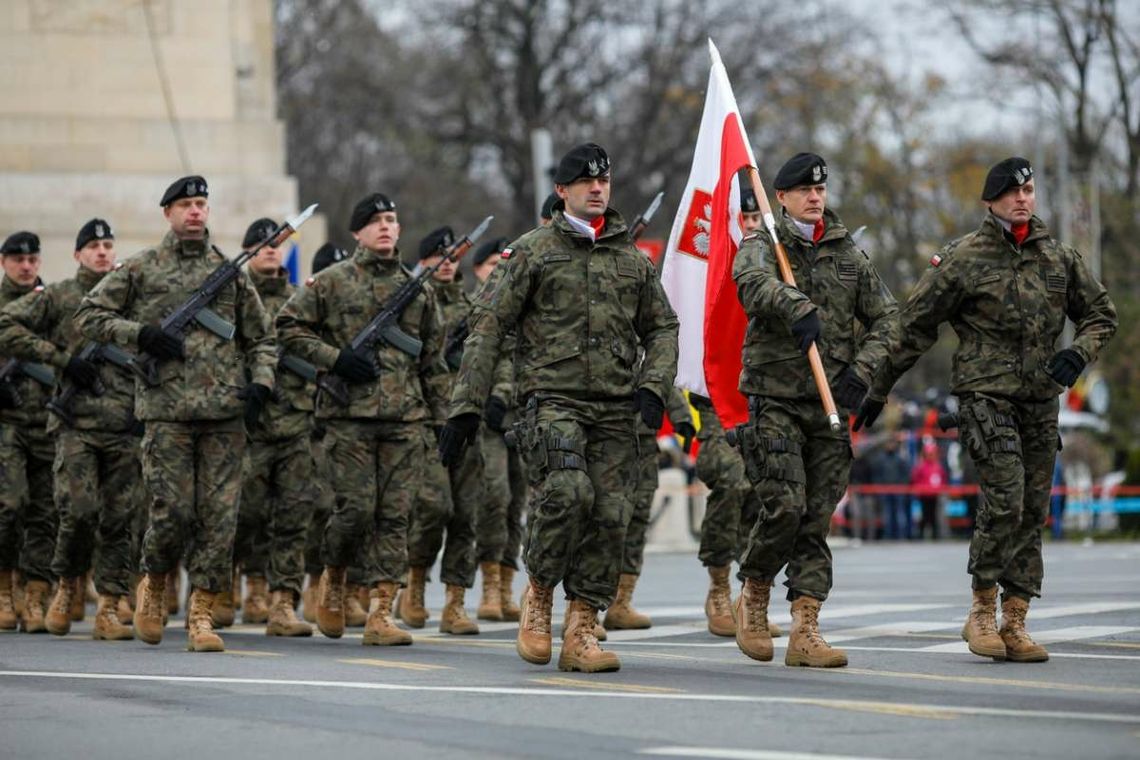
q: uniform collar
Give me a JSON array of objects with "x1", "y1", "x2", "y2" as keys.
[
  {"x1": 249, "y1": 266, "x2": 290, "y2": 293},
  {"x1": 777, "y1": 208, "x2": 848, "y2": 247},
  {"x1": 980, "y1": 213, "x2": 1050, "y2": 251},
  {"x1": 353, "y1": 244, "x2": 403, "y2": 274},
  {"x1": 551, "y1": 207, "x2": 630, "y2": 244},
  {"x1": 163, "y1": 230, "x2": 211, "y2": 258},
  {"x1": 1, "y1": 274, "x2": 40, "y2": 297},
  {"x1": 76, "y1": 265, "x2": 107, "y2": 291}
]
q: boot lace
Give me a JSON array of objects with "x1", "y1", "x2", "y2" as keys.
[{"x1": 527, "y1": 587, "x2": 552, "y2": 635}]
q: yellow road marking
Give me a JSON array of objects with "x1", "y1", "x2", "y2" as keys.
[
  {"x1": 415, "y1": 638, "x2": 517, "y2": 649},
  {"x1": 836, "y1": 667, "x2": 1140, "y2": 695},
  {"x1": 800, "y1": 698, "x2": 958, "y2": 720},
  {"x1": 339, "y1": 657, "x2": 452, "y2": 672},
  {"x1": 532, "y1": 676, "x2": 682, "y2": 694},
  {"x1": 219, "y1": 649, "x2": 284, "y2": 657},
  {"x1": 1087, "y1": 641, "x2": 1140, "y2": 651}
]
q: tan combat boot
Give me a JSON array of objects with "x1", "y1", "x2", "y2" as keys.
[
  {"x1": 70, "y1": 574, "x2": 88, "y2": 622},
  {"x1": 243, "y1": 575, "x2": 270, "y2": 624},
  {"x1": 344, "y1": 583, "x2": 368, "y2": 627},
  {"x1": 266, "y1": 590, "x2": 313, "y2": 637},
  {"x1": 961, "y1": 586, "x2": 1006, "y2": 661},
  {"x1": 999, "y1": 596, "x2": 1049, "y2": 663},
  {"x1": 734, "y1": 578, "x2": 773, "y2": 661},
  {"x1": 45, "y1": 576, "x2": 80, "y2": 636},
  {"x1": 499, "y1": 566, "x2": 521, "y2": 622},
  {"x1": 0, "y1": 569, "x2": 17, "y2": 630},
  {"x1": 133, "y1": 573, "x2": 167, "y2": 645},
  {"x1": 93, "y1": 595, "x2": 134, "y2": 641},
  {"x1": 13, "y1": 571, "x2": 25, "y2": 617},
  {"x1": 211, "y1": 582, "x2": 235, "y2": 628},
  {"x1": 561, "y1": 603, "x2": 608, "y2": 641},
  {"x1": 85, "y1": 572, "x2": 98, "y2": 603},
  {"x1": 21, "y1": 579, "x2": 50, "y2": 633},
  {"x1": 604, "y1": 573, "x2": 652, "y2": 630},
  {"x1": 786, "y1": 596, "x2": 847, "y2": 667},
  {"x1": 705, "y1": 565, "x2": 736, "y2": 637},
  {"x1": 440, "y1": 584, "x2": 480, "y2": 635},
  {"x1": 116, "y1": 595, "x2": 133, "y2": 625},
  {"x1": 316, "y1": 566, "x2": 347, "y2": 638},
  {"x1": 517, "y1": 581, "x2": 555, "y2": 664},
  {"x1": 363, "y1": 581, "x2": 413, "y2": 646},
  {"x1": 559, "y1": 599, "x2": 621, "y2": 673},
  {"x1": 187, "y1": 588, "x2": 225, "y2": 652},
  {"x1": 164, "y1": 567, "x2": 180, "y2": 615},
  {"x1": 395, "y1": 566, "x2": 429, "y2": 628},
  {"x1": 301, "y1": 572, "x2": 319, "y2": 623},
  {"x1": 477, "y1": 561, "x2": 503, "y2": 621}
]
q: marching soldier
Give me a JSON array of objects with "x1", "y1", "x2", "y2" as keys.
[
  {"x1": 75, "y1": 176, "x2": 277, "y2": 652},
  {"x1": 732, "y1": 153, "x2": 897, "y2": 668},
  {"x1": 857, "y1": 157, "x2": 1117, "y2": 663},
  {"x1": 439, "y1": 143, "x2": 679, "y2": 672}
]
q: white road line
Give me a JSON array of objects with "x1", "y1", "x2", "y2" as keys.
[
  {"x1": 1028, "y1": 602, "x2": 1140, "y2": 619},
  {"x1": 636, "y1": 603, "x2": 952, "y2": 621},
  {"x1": 0, "y1": 670, "x2": 1137, "y2": 724},
  {"x1": 639, "y1": 748, "x2": 907, "y2": 760}
]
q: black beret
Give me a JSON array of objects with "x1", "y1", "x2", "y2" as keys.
[
  {"x1": 75, "y1": 218, "x2": 114, "y2": 251},
  {"x1": 740, "y1": 185, "x2": 760, "y2": 213},
  {"x1": 540, "y1": 192, "x2": 559, "y2": 220},
  {"x1": 773, "y1": 153, "x2": 828, "y2": 191},
  {"x1": 311, "y1": 242, "x2": 347, "y2": 274},
  {"x1": 473, "y1": 237, "x2": 508, "y2": 266},
  {"x1": 418, "y1": 226, "x2": 455, "y2": 260},
  {"x1": 1, "y1": 231, "x2": 40, "y2": 255},
  {"x1": 553, "y1": 142, "x2": 611, "y2": 184},
  {"x1": 160, "y1": 175, "x2": 208, "y2": 206},
  {"x1": 982, "y1": 157, "x2": 1034, "y2": 201},
  {"x1": 349, "y1": 192, "x2": 396, "y2": 232},
  {"x1": 243, "y1": 217, "x2": 279, "y2": 249}
]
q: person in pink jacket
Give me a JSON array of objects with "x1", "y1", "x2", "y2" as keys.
[{"x1": 911, "y1": 440, "x2": 947, "y2": 540}]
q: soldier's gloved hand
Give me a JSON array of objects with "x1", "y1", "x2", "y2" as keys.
[
  {"x1": 1046, "y1": 348, "x2": 1085, "y2": 387},
  {"x1": 63, "y1": 355, "x2": 100, "y2": 389},
  {"x1": 833, "y1": 368, "x2": 868, "y2": 409},
  {"x1": 439, "y1": 413, "x2": 481, "y2": 467},
  {"x1": 790, "y1": 310, "x2": 822, "y2": 354},
  {"x1": 332, "y1": 347, "x2": 378, "y2": 383},
  {"x1": 635, "y1": 388, "x2": 665, "y2": 429},
  {"x1": 138, "y1": 325, "x2": 184, "y2": 360},
  {"x1": 484, "y1": 395, "x2": 508, "y2": 433},
  {"x1": 129, "y1": 418, "x2": 145, "y2": 437},
  {"x1": 0, "y1": 383, "x2": 19, "y2": 409},
  {"x1": 852, "y1": 397, "x2": 885, "y2": 432},
  {"x1": 238, "y1": 382, "x2": 272, "y2": 430},
  {"x1": 674, "y1": 422, "x2": 696, "y2": 454}
]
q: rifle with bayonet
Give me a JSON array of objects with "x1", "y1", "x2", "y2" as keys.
[
  {"x1": 0, "y1": 358, "x2": 56, "y2": 408},
  {"x1": 129, "y1": 204, "x2": 318, "y2": 386},
  {"x1": 276, "y1": 348, "x2": 349, "y2": 405},
  {"x1": 46, "y1": 342, "x2": 138, "y2": 427},
  {"x1": 322, "y1": 215, "x2": 493, "y2": 404},
  {"x1": 629, "y1": 191, "x2": 665, "y2": 241}
]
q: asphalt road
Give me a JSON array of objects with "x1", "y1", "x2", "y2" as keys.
[{"x1": 2, "y1": 541, "x2": 1138, "y2": 760}]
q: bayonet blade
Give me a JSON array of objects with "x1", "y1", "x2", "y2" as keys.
[
  {"x1": 642, "y1": 192, "x2": 664, "y2": 224},
  {"x1": 284, "y1": 203, "x2": 319, "y2": 233},
  {"x1": 464, "y1": 215, "x2": 494, "y2": 245}
]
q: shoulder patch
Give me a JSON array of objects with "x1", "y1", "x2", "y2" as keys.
[
  {"x1": 929, "y1": 254, "x2": 943, "y2": 267},
  {"x1": 501, "y1": 247, "x2": 513, "y2": 260},
  {"x1": 741, "y1": 232, "x2": 761, "y2": 242},
  {"x1": 113, "y1": 261, "x2": 124, "y2": 270},
  {"x1": 305, "y1": 276, "x2": 315, "y2": 286},
  {"x1": 33, "y1": 285, "x2": 44, "y2": 293}
]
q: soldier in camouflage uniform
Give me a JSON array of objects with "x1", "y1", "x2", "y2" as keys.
[
  {"x1": 0, "y1": 231, "x2": 57, "y2": 632},
  {"x1": 75, "y1": 176, "x2": 277, "y2": 652},
  {"x1": 439, "y1": 143, "x2": 679, "y2": 673},
  {"x1": 732, "y1": 153, "x2": 897, "y2": 668},
  {"x1": 857, "y1": 157, "x2": 1117, "y2": 663},
  {"x1": 0, "y1": 220, "x2": 137, "y2": 641},
  {"x1": 277, "y1": 192, "x2": 450, "y2": 646}
]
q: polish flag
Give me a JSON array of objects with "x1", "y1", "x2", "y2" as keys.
[{"x1": 660, "y1": 40, "x2": 757, "y2": 428}]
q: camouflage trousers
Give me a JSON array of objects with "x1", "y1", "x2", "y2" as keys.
[
  {"x1": 520, "y1": 394, "x2": 637, "y2": 610},
  {"x1": 503, "y1": 441, "x2": 527, "y2": 570},
  {"x1": 235, "y1": 433, "x2": 316, "y2": 596},
  {"x1": 408, "y1": 428, "x2": 483, "y2": 587},
  {"x1": 305, "y1": 431, "x2": 369, "y2": 585},
  {"x1": 619, "y1": 433, "x2": 658, "y2": 576},
  {"x1": 0, "y1": 423, "x2": 57, "y2": 582},
  {"x1": 696, "y1": 429, "x2": 759, "y2": 568},
  {"x1": 476, "y1": 426, "x2": 523, "y2": 567},
  {"x1": 321, "y1": 420, "x2": 424, "y2": 586},
  {"x1": 737, "y1": 396, "x2": 851, "y2": 602},
  {"x1": 50, "y1": 429, "x2": 140, "y2": 596},
  {"x1": 139, "y1": 419, "x2": 245, "y2": 593},
  {"x1": 959, "y1": 394, "x2": 1059, "y2": 600}
]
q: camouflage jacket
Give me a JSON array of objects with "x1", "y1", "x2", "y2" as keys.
[
  {"x1": 869, "y1": 214, "x2": 1117, "y2": 402},
  {"x1": 74, "y1": 231, "x2": 277, "y2": 423},
  {"x1": 690, "y1": 394, "x2": 726, "y2": 442},
  {"x1": 0, "y1": 274, "x2": 52, "y2": 428},
  {"x1": 275, "y1": 245, "x2": 448, "y2": 423},
  {"x1": 248, "y1": 267, "x2": 311, "y2": 441},
  {"x1": 733, "y1": 208, "x2": 897, "y2": 402},
  {"x1": 0, "y1": 266, "x2": 135, "y2": 433},
  {"x1": 450, "y1": 208, "x2": 679, "y2": 417},
  {"x1": 637, "y1": 385, "x2": 692, "y2": 438},
  {"x1": 430, "y1": 278, "x2": 472, "y2": 422}
]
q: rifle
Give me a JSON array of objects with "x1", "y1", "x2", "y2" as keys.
[
  {"x1": 0, "y1": 358, "x2": 56, "y2": 408},
  {"x1": 130, "y1": 204, "x2": 318, "y2": 386},
  {"x1": 321, "y1": 215, "x2": 493, "y2": 404},
  {"x1": 276, "y1": 348, "x2": 349, "y2": 405},
  {"x1": 629, "y1": 191, "x2": 665, "y2": 241},
  {"x1": 46, "y1": 342, "x2": 137, "y2": 427}
]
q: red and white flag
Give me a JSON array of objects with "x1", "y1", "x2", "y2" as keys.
[{"x1": 660, "y1": 40, "x2": 757, "y2": 428}]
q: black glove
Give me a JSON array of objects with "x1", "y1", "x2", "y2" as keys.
[
  {"x1": 238, "y1": 382, "x2": 272, "y2": 430},
  {"x1": 438, "y1": 413, "x2": 481, "y2": 467},
  {"x1": 332, "y1": 347, "x2": 378, "y2": 383},
  {"x1": 833, "y1": 368, "x2": 868, "y2": 409},
  {"x1": 129, "y1": 418, "x2": 146, "y2": 438},
  {"x1": 635, "y1": 388, "x2": 665, "y2": 429},
  {"x1": 1046, "y1": 348, "x2": 1085, "y2": 388},
  {"x1": 790, "y1": 311, "x2": 822, "y2": 354},
  {"x1": 674, "y1": 422, "x2": 696, "y2": 454},
  {"x1": 852, "y1": 397, "x2": 885, "y2": 432},
  {"x1": 63, "y1": 355, "x2": 100, "y2": 389},
  {"x1": 138, "y1": 325, "x2": 184, "y2": 360},
  {"x1": 0, "y1": 382, "x2": 20, "y2": 409},
  {"x1": 484, "y1": 395, "x2": 508, "y2": 433}
]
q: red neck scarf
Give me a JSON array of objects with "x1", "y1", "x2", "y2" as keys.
[
  {"x1": 1011, "y1": 222, "x2": 1029, "y2": 246},
  {"x1": 590, "y1": 214, "x2": 606, "y2": 239},
  {"x1": 812, "y1": 219, "x2": 825, "y2": 243}
]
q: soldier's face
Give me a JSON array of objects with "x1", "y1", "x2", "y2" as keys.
[
  {"x1": 2, "y1": 253, "x2": 41, "y2": 286},
  {"x1": 164, "y1": 197, "x2": 210, "y2": 240},
  {"x1": 556, "y1": 174, "x2": 611, "y2": 221},
  {"x1": 422, "y1": 253, "x2": 456, "y2": 283},
  {"x1": 74, "y1": 238, "x2": 115, "y2": 273},
  {"x1": 776, "y1": 183, "x2": 827, "y2": 223},
  {"x1": 353, "y1": 212, "x2": 400, "y2": 257},
  {"x1": 473, "y1": 253, "x2": 500, "y2": 283},
  {"x1": 249, "y1": 244, "x2": 284, "y2": 275},
  {"x1": 987, "y1": 180, "x2": 1036, "y2": 224},
  {"x1": 741, "y1": 211, "x2": 764, "y2": 233}
]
